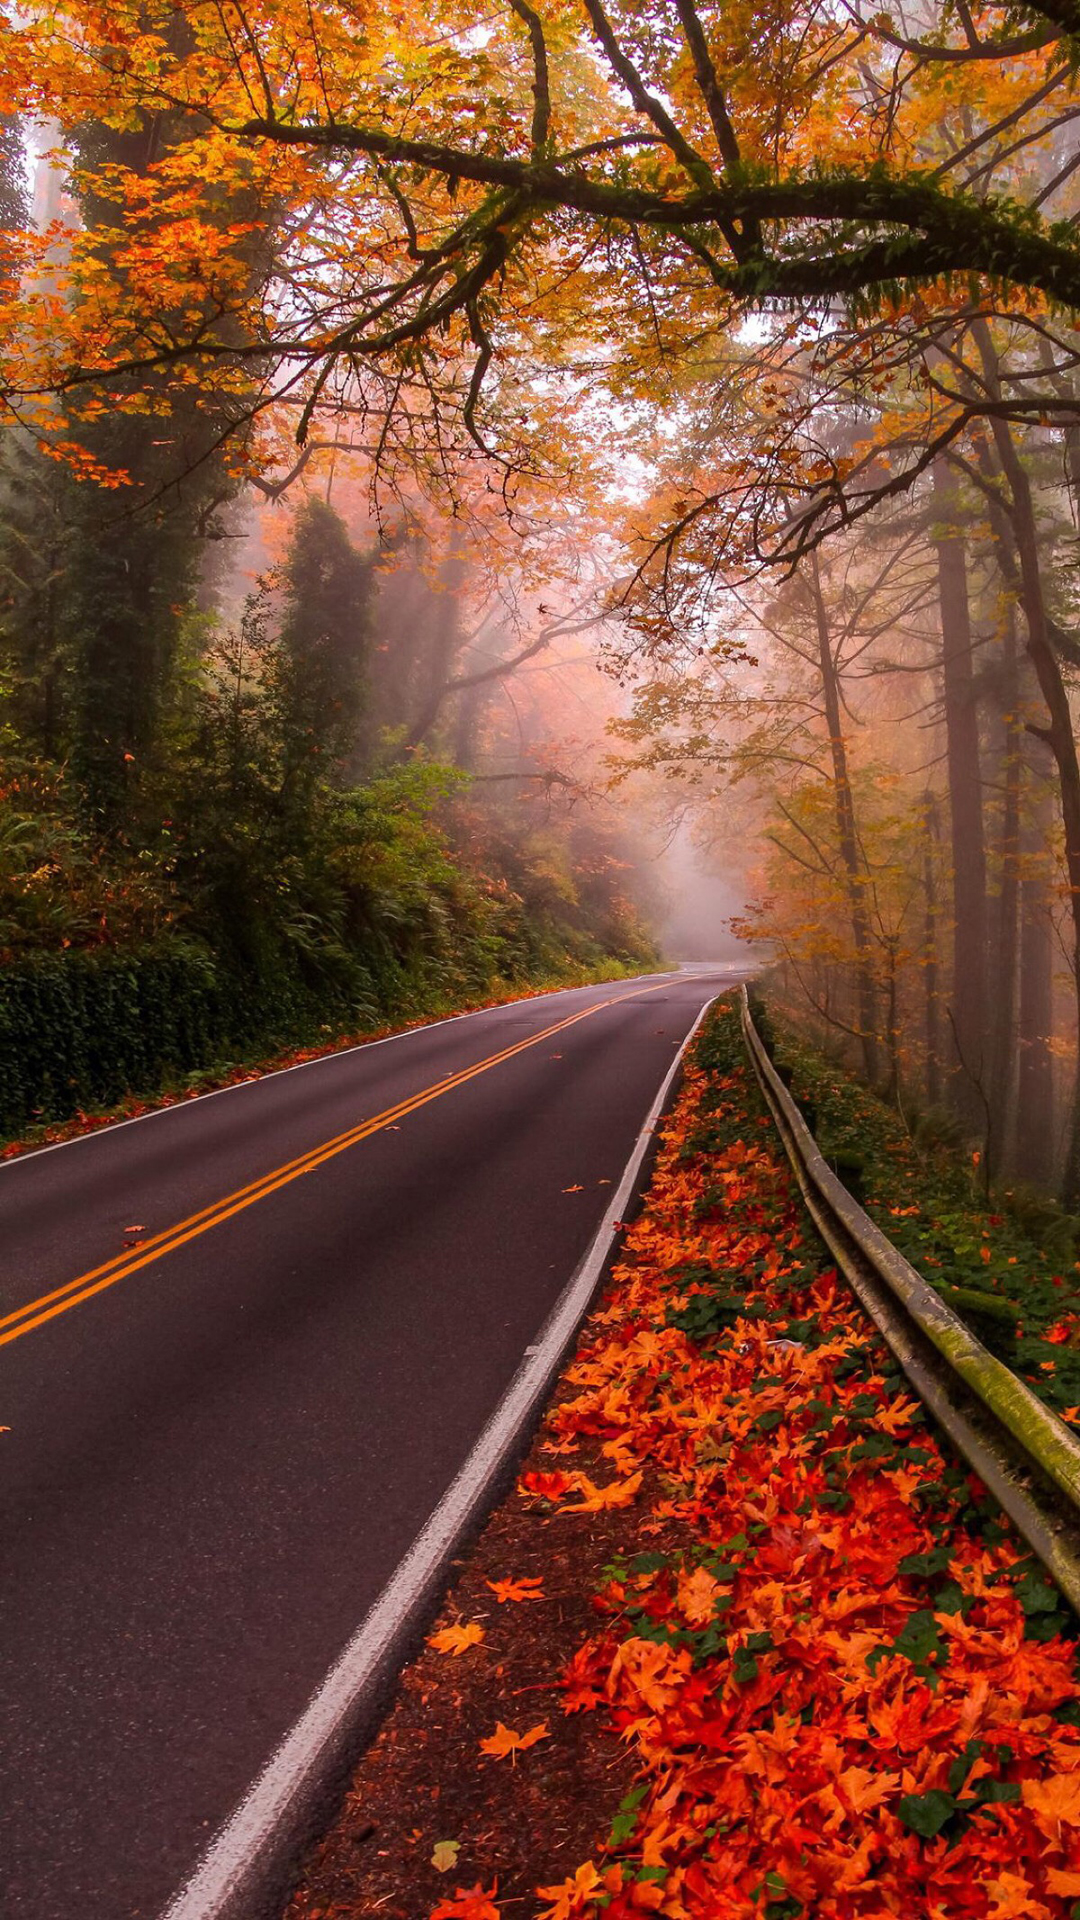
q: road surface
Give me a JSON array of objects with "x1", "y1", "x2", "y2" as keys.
[{"x1": 0, "y1": 965, "x2": 737, "y2": 1920}]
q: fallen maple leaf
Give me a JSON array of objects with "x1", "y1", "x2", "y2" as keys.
[
  {"x1": 486, "y1": 1576, "x2": 545, "y2": 1604},
  {"x1": 562, "y1": 1184, "x2": 584, "y2": 1193},
  {"x1": 1046, "y1": 1866, "x2": 1080, "y2": 1895},
  {"x1": 479, "y1": 1720, "x2": 549, "y2": 1761},
  {"x1": 427, "y1": 1623, "x2": 485, "y2": 1657},
  {"x1": 536, "y1": 1862, "x2": 602, "y2": 1920},
  {"x1": 676, "y1": 1564, "x2": 720, "y2": 1626},
  {"x1": 429, "y1": 1883, "x2": 500, "y2": 1920},
  {"x1": 983, "y1": 1872, "x2": 1044, "y2": 1918},
  {"x1": 519, "y1": 1469, "x2": 576, "y2": 1500},
  {"x1": 835, "y1": 1764, "x2": 900, "y2": 1816},
  {"x1": 562, "y1": 1470, "x2": 643, "y2": 1513},
  {"x1": 1021, "y1": 1773, "x2": 1080, "y2": 1831},
  {"x1": 561, "y1": 1640, "x2": 606, "y2": 1713}
]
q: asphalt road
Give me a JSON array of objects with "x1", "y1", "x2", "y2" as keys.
[{"x1": 0, "y1": 964, "x2": 738, "y2": 1920}]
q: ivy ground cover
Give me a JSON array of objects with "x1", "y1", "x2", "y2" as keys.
[
  {"x1": 283, "y1": 996, "x2": 1080, "y2": 1920},
  {"x1": 0, "y1": 963, "x2": 636, "y2": 1161}
]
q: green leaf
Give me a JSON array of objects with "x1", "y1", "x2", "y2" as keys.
[
  {"x1": 897, "y1": 1789, "x2": 955, "y2": 1837},
  {"x1": 947, "y1": 1740, "x2": 983, "y2": 1793},
  {"x1": 888, "y1": 1609, "x2": 945, "y2": 1668},
  {"x1": 732, "y1": 1647, "x2": 759, "y2": 1684},
  {"x1": 847, "y1": 1393, "x2": 879, "y2": 1420},
  {"x1": 1016, "y1": 1570, "x2": 1060, "y2": 1615},
  {"x1": 849, "y1": 1434, "x2": 895, "y2": 1462},
  {"x1": 1024, "y1": 1612, "x2": 1065, "y2": 1642},
  {"x1": 629, "y1": 1552, "x2": 671, "y2": 1575},
  {"x1": 974, "y1": 1780, "x2": 1020, "y2": 1807}
]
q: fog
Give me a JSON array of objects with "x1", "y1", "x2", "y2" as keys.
[{"x1": 654, "y1": 825, "x2": 752, "y2": 964}]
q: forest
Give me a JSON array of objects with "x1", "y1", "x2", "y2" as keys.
[
  {"x1": 2, "y1": 0, "x2": 1080, "y2": 1202},
  {"x1": 0, "y1": 122, "x2": 666, "y2": 1137}
]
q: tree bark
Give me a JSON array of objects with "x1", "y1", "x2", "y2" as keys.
[
  {"x1": 808, "y1": 550, "x2": 880, "y2": 1085},
  {"x1": 1016, "y1": 755, "x2": 1056, "y2": 1185},
  {"x1": 922, "y1": 791, "x2": 943, "y2": 1110},
  {"x1": 988, "y1": 603, "x2": 1022, "y2": 1175},
  {"x1": 931, "y1": 459, "x2": 989, "y2": 1132},
  {"x1": 970, "y1": 356, "x2": 1080, "y2": 1194}
]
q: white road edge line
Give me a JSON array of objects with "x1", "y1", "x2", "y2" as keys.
[
  {"x1": 159, "y1": 991, "x2": 719, "y2": 1920},
  {"x1": 1, "y1": 971, "x2": 683, "y2": 1171}
]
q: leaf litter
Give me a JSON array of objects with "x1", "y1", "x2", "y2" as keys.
[{"x1": 281, "y1": 996, "x2": 1080, "y2": 1920}]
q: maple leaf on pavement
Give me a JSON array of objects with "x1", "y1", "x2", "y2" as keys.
[
  {"x1": 427, "y1": 1623, "x2": 485, "y2": 1656},
  {"x1": 486, "y1": 1576, "x2": 545, "y2": 1603},
  {"x1": 479, "y1": 1720, "x2": 549, "y2": 1761}
]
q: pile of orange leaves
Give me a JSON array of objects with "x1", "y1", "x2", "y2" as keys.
[{"x1": 432, "y1": 1002, "x2": 1080, "y2": 1920}]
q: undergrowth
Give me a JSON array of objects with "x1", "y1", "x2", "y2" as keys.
[{"x1": 752, "y1": 999, "x2": 1080, "y2": 1426}]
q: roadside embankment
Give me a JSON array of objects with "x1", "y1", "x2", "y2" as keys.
[
  {"x1": 279, "y1": 996, "x2": 1080, "y2": 1920},
  {"x1": 0, "y1": 957, "x2": 648, "y2": 1160}
]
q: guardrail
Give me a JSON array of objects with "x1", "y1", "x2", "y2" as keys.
[{"x1": 739, "y1": 985, "x2": 1080, "y2": 1617}]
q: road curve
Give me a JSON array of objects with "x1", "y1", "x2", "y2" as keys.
[{"x1": 0, "y1": 965, "x2": 738, "y2": 1920}]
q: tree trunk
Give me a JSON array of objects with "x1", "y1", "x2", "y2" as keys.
[
  {"x1": 988, "y1": 602, "x2": 1022, "y2": 1176},
  {"x1": 931, "y1": 458, "x2": 989, "y2": 1132},
  {"x1": 978, "y1": 444, "x2": 1080, "y2": 1195},
  {"x1": 922, "y1": 791, "x2": 943, "y2": 1110},
  {"x1": 808, "y1": 550, "x2": 880, "y2": 1086},
  {"x1": 1016, "y1": 757, "x2": 1056, "y2": 1186},
  {"x1": 968, "y1": 317, "x2": 1080, "y2": 1195}
]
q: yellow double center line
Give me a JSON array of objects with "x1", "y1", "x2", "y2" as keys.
[{"x1": 2, "y1": 987, "x2": 666, "y2": 1350}]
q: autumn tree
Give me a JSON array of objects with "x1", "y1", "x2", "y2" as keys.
[{"x1": 10, "y1": 0, "x2": 1080, "y2": 1179}]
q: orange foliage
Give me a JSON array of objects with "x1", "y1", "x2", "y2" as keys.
[{"x1": 503, "y1": 1006, "x2": 1080, "y2": 1919}]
